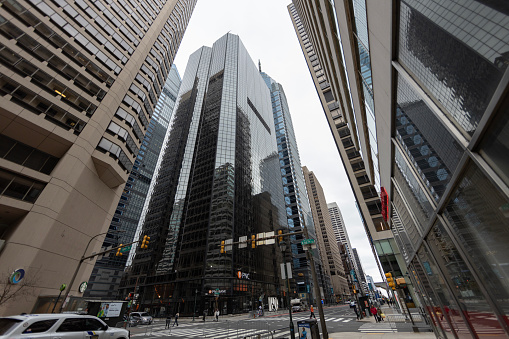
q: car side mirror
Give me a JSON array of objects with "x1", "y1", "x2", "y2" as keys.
[{"x1": 102, "y1": 325, "x2": 108, "y2": 331}]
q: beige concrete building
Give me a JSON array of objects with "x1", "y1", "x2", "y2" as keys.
[
  {"x1": 0, "y1": 0, "x2": 196, "y2": 314},
  {"x1": 303, "y1": 166, "x2": 349, "y2": 302}
]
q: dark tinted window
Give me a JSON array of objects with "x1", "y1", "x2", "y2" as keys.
[
  {"x1": 23, "y1": 319, "x2": 58, "y2": 333},
  {"x1": 0, "y1": 318, "x2": 22, "y2": 335},
  {"x1": 56, "y1": 318, "x2": 84, "y2": 332},
  {"x1": 84, "y1": 318, "x2": 105, "y2": 331}
]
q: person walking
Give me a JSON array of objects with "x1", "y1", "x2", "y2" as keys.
[
  {"x1": 309, "y1": 304, "x2": 316, "y2": 319},
  {"x1": 165, "y1": 314, "x2": 172, "y2": 328},
  {"x1": 215, "y1": 309, "x2": 219, "y2": 322},
  {"x1": 370, "y1": 305, "x2": 379, "y2": 323},
  {"x1": 353, "y1": 304, "x2": 361, "y2": 320},
  {"x1": 172, "y1": 312, "x2": 179, "y2": 327},
  {"x1": 202, "y1": 309, "x2": 207, "y2": 322}
]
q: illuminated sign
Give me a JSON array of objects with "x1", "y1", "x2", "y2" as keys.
[{"x1": 237, "y1": 271, "x2": 250, "y2": 280}]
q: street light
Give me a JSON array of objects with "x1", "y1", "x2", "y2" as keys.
[
  {"x1": 279, "y1": 241, "x2": 295, "y2": 339},
  {"x1": 59, "y1": 230, "x2": 125, "y2": 313}
]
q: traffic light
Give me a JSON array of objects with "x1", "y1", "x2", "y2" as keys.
[
  {"x1": 141, "y1": 235, "x2": 150, "y2": 249},
  {"x1": 277, "y1": 230, "x2": 283, "y2": 243},
  {"x1": 251, "y1": 235, "x2": 256, "y2": 248},
  {"x1": 116, "y1": 244, "x2": 123, "y2": 256},
  {"x1": 385, "y1": 272, "x2": 395, "y2": 290},
  {"x1": 220, "y1": 240, "x2": 225, "y2": 253}
]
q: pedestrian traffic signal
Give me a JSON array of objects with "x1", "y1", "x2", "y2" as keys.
[
  {"x1": 278, "y1": 230, "x2": 283, "y2": 243},
  {"x1": 116, "y1": 244, "x2": 123, "y2": 256},
  {"x1": 141, "y1": 235, "x2": 150, "y2": 249},
  {"x1": 251, "y1": 235, "x2": 256, "y2": 248},
  {"x1": 220, "y1": 240, "x2": 225, "y2": 253}
]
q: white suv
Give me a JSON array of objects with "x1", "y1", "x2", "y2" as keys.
[{"x1": 0, "y1": 314, "x2": 130, "y2": 339}]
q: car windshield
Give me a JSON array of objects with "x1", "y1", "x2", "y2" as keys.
[
  {"x1": 140, "y1": 313, "x2": 150, "y2": 317},
  {"x1": 0, "y1": 318, "x2": 22, "y2": 335}
]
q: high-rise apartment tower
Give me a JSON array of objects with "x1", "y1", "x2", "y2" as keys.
[{"x1": 0, "y1": 0, "x2": 196, "y2": 314}]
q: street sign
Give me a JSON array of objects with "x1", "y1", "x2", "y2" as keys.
[
  {"x1": 238, "y1": 236, "x2": 247, "y2": 248},
  {"x1": 225, "y1": 239, "x2": 233, "y2": 251},
  {"x1": 120, "y1": 245, "x2": 131, "y2": 253},
  {"x1": 301, "y1": 238, "x2": 315, "y2": 245}
]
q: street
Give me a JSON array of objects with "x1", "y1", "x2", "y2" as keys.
[{"x1": 128, "y1": 304, "x2": 432, "y2": 338}]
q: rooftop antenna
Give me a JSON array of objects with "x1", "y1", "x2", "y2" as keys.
[{"x1": 258, "y1": 59, "x2": 262, "y2": 73}]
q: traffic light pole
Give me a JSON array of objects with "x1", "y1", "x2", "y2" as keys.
[
  {"x1": 303, "y1": 228, "x2": 328, "y2": 339},
  {"x1": 59, "y1": 237, "x2": 143, "y2": 313}
]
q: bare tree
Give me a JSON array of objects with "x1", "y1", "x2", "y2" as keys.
[{"x1": 0, "y1": 268, "x2": 40, "y2": 308}]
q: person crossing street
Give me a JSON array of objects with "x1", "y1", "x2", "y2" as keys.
[{"x1": 309, "y1": 304, "x2": 316, "y2": 319}]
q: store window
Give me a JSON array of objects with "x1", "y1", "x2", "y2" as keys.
[
  {"x1": 426, "y1": 220, "x2": 506, "y2": 337},
  {"x1": 443, "y1": 163, "x2": 509, "y2": 326}
]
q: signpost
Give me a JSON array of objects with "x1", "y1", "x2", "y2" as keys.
[
  {"x1": 300, "y1": 239, "x2": 315, "y2": 245},
  {"x1": 120, "y1": 245, "x2": 131, "y2": 253}
]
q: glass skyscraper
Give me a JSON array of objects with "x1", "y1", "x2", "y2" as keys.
[
  {"x1": 291, "y1": 0, "x2": 509, "y2": 337},
  {"x1": 120, "y1": 33, "x2": 287, "y2": 316},
  {"x1": 85, "y1": 66, "x2": 181, "y2": 299},
  {"x1": 260, "y1": 70, "x2": 325, "y2": 305}
]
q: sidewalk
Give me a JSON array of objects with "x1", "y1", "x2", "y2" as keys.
[{"x1": 329, "y1": 332, "x2": 436, "y2": 338}]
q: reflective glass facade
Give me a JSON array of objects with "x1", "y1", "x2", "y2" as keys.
[
  {"x1": 121, "y1": 34, "x2": 287, "y2": 316},
  {"x1": 389, "y1": 0, "x2": 509, "y2": 337},
  {"x1": 260, "y1": 71, "x2": 325, "y2": 303},
  {"x1": 85, "y1": 66, "x2": 181, "y2": 299}
]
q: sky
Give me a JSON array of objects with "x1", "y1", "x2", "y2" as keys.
[{"x1": 172, "y1": 0, "x2": 383, "y2": 282}]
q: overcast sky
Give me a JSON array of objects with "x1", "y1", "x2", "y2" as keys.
[{"x1": 172, "y1": 0, "x2": 382, "y2": 282}]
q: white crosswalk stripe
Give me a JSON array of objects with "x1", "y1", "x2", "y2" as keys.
[{"x1": 132, "y1": 327, "x2": 275, "y2": 338}]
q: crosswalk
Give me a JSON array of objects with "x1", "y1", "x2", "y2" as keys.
[
  {"x1": 358, "y1": 323, "x2": 397, "y2": 333},
  {"x1": 132, "y1": 326, "x2": 290, "y2": 338},
  {"x1": 249, "y1": 315, "x2": 354, "y2": 323}
]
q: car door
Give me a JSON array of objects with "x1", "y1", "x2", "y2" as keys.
[
  {"x1": 83, "y1": 318, "x2": 108, "y2": 339},
  {"x1": 53, "y1": 318, "x2": 85, "y2": 339}
]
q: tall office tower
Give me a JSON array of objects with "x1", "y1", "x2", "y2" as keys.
[
  {"x1": 288, "y1": 0, "x2": 410, "y2": 309},
  {"x1": 352, "y1": 248, "x2": 367, "y2": 294},
  {"x1": 85, "y1": 66, "x2": 181, "y2": 299},
  {"x1": 0, "y1": 0, "x2": 196, "y2": 313},
  {"x1": 328, "y1": 202, "x2": 361, "y2": 293},
  {"x1": 260, "y1": 69, "x2": 323, "y2": 305},
  {"x1": 120, "y1": 33, "x2": 287, "y2": 316},
  {"x1": 303, "y1": 167, "x2": 349, "y2": 303},
  {"x1": 294, "y1": 0, "x2": 509, "y2": 337}
]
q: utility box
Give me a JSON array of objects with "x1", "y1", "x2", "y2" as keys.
[{"x1": 297, "y1": 319, "x2": 319, "y2": 339}]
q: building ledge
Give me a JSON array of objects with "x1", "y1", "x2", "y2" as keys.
[{"x1": 91, "y1": 150, "x2": 128, "y2": 188}]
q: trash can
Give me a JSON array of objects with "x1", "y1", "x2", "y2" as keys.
[{"x1": 297, "y1": 319, "x2": 319, "y2": 339}]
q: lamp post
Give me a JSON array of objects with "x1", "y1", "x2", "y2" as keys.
[
  {"x1": 279, "y1": 241, "x2": 295, "y2": 339},
  {"x1": 193, "y1": 289, "x2": 198, "y2": 321},
  {"x1": 59, "y1": 230, "x2": 125, "y2": 313}
]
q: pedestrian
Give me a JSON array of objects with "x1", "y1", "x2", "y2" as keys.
[
  {"x1": 353, "y1": 305, "x2": 360, "y2": 320},
  {"x1": 172, "y1": 312, "x2": 179, "y2": 326},
  {"x1": 300, "y1": 328, "x2": 308, "y2": 338},
  {"x1": 309, "y1": 304, "x2": 316, "y2": 319},
  {"x1": 165, "y1": 314, "x2": 172, "y2": 328},
  {"x1": 272, "y1": 303, "x2": 275, "y2": 312},
  {"x1": 203, "y1": 309, "x2": 206, "y2": 322},
  {"x1": 215, "y1": 309, "x2": 219, "y2": 321},
  {"x1": 370, "y1": 305, "x2": 379, "y2": 323}
]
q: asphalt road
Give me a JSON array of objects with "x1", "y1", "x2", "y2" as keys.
[{"x1": 127, "y1": 304, "x2": 405, "y2": 338}]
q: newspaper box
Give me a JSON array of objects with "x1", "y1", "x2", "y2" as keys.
[{"x1": 297, "y1": 319, "x2": 319, "y2": 339}]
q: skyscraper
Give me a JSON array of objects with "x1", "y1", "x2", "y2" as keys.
[
  {"x1": 260, "y1": 70, "x2": 323, "y2": 305},
  {"x1": 303, "y1": 167, "x2": 349, "y2": 303},
  {"x1": 288, "y1": 0, "x2": 408, "y2": 308},
  {"x1": 0, "y1": 0, "x2": 196, "y2": 314},
  {"x1": 291, "y1": 0, "x2": 509, "y2": 337},
  {"x1": 120, "y1": 33, "x2": 287, "y2": 316},
  {"x1": 85, "y1": 66, "x2": 181, "y2": 299}
]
